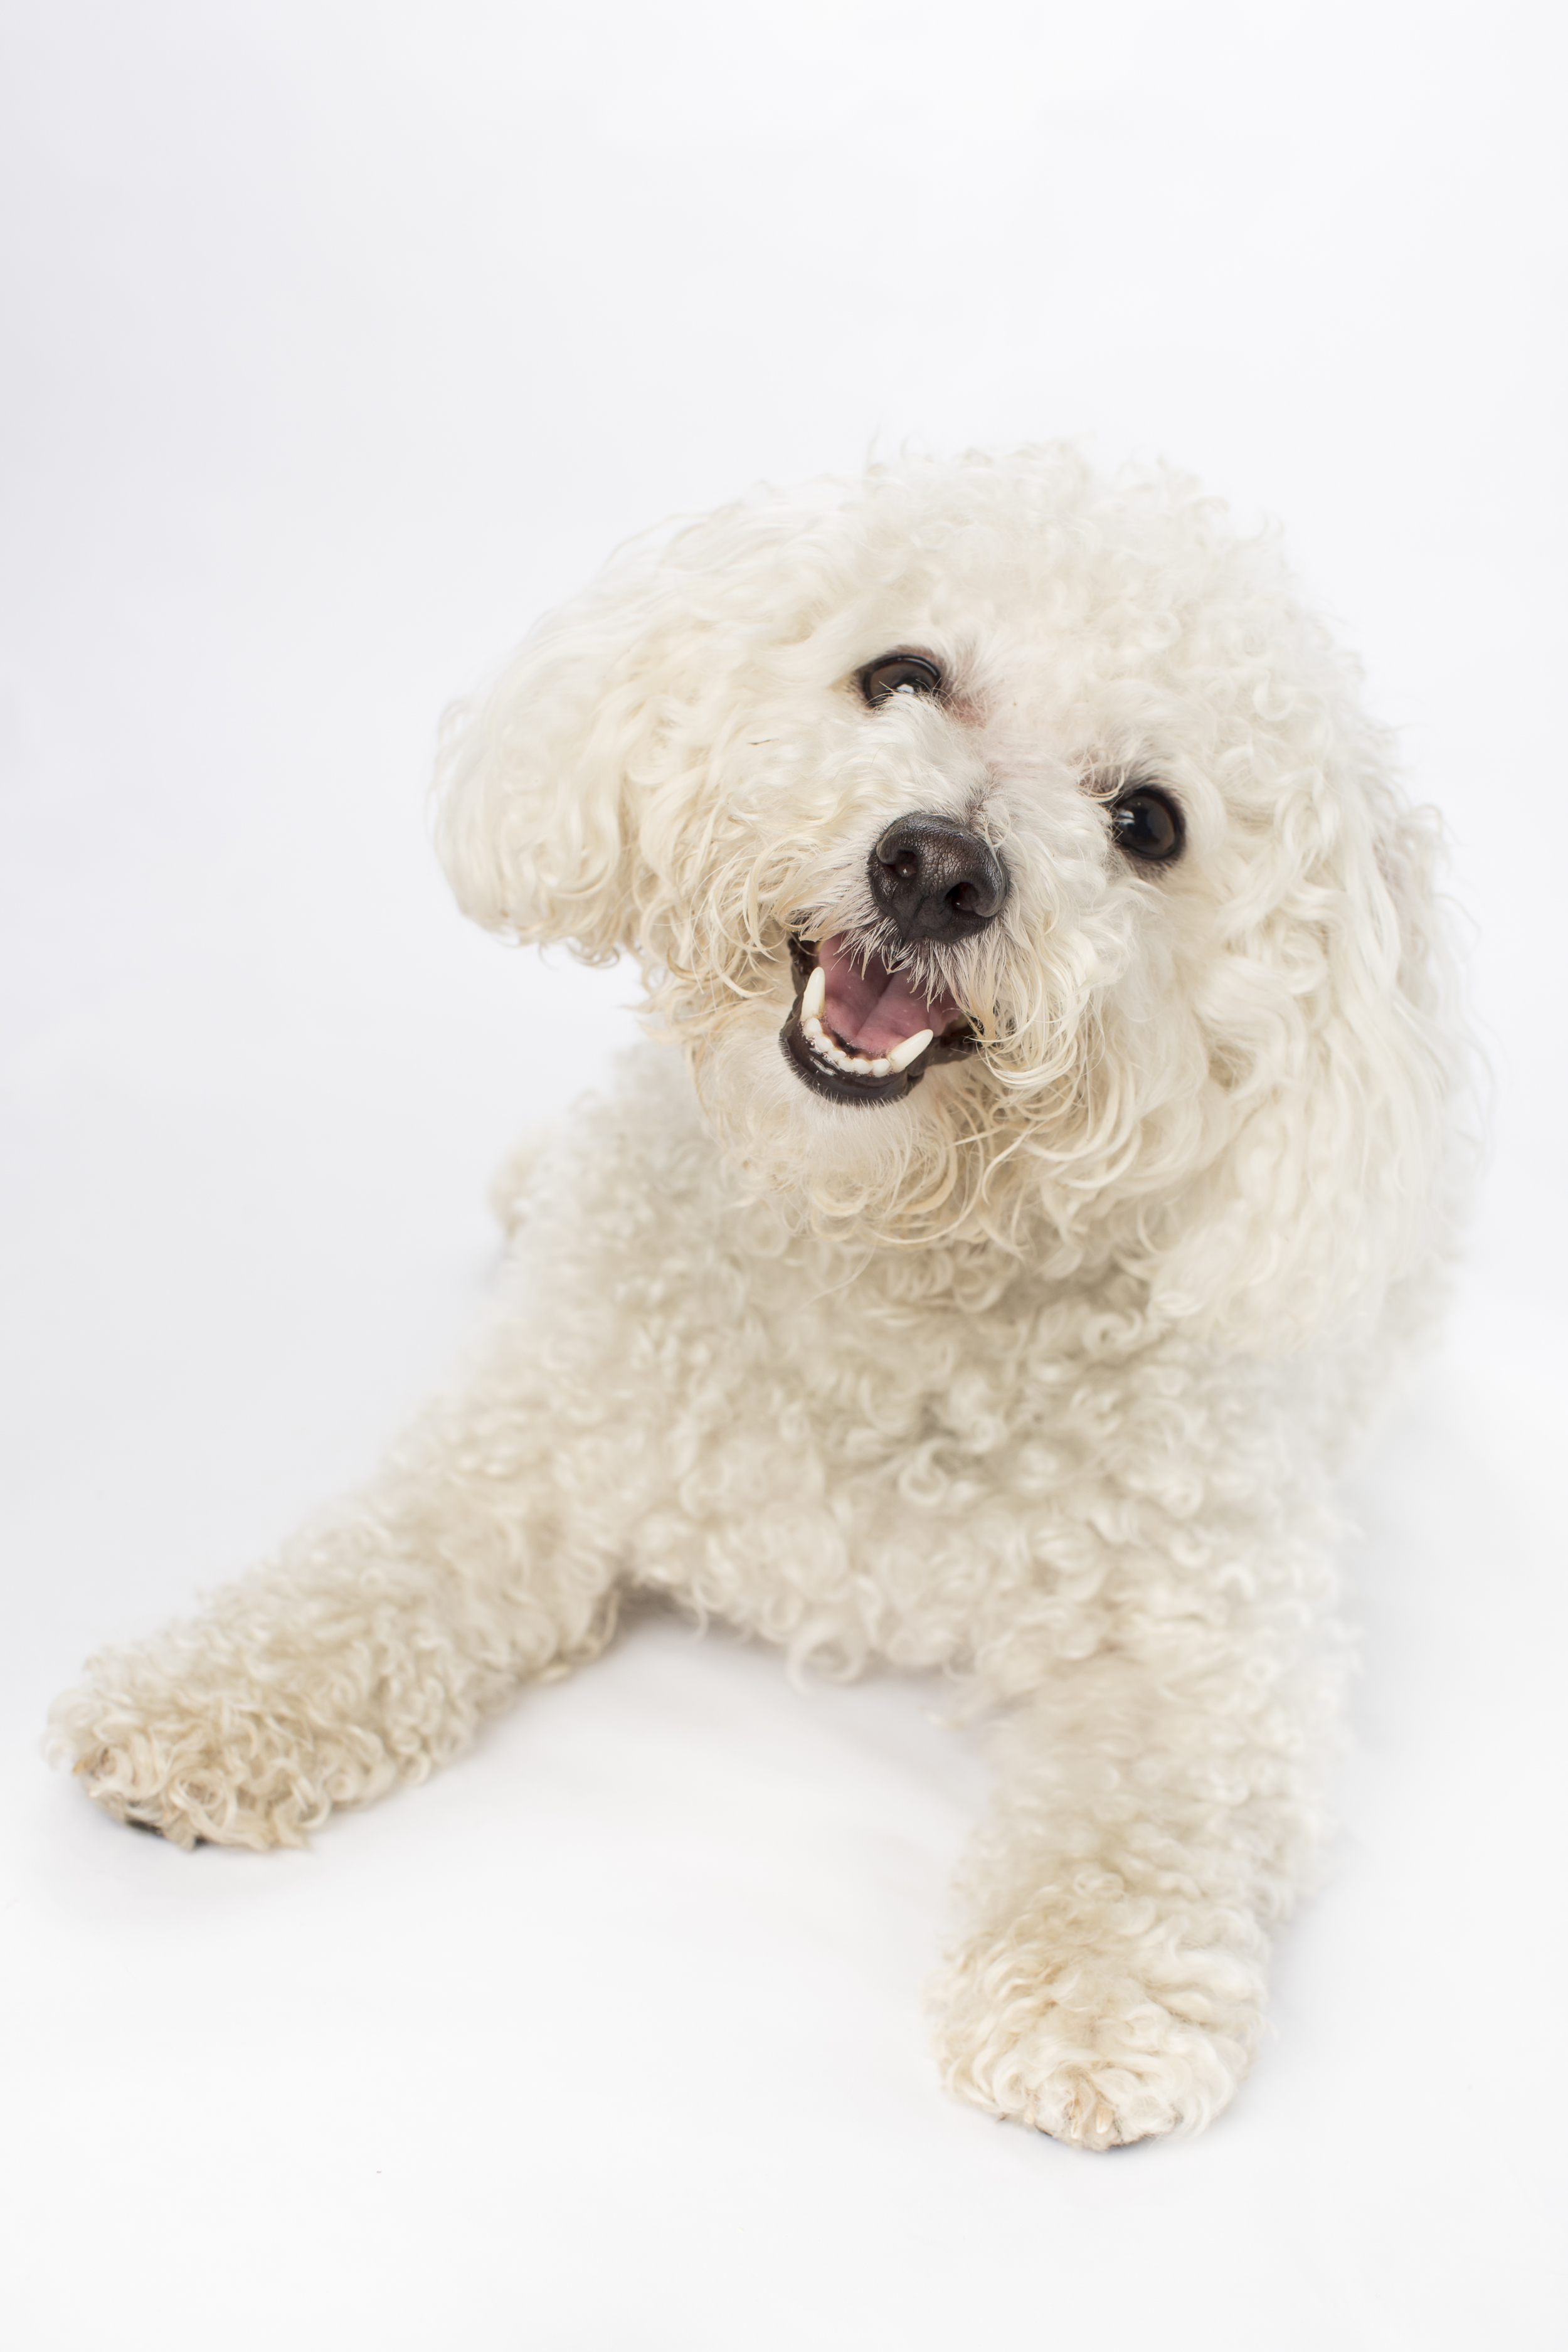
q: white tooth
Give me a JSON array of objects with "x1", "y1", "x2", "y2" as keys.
[
  {"x1": 801, "y1": 967, "x2": 825, "y2": 1020},
  {"x1": 803, "y1": 1015, "x2": 824, "y2": 1040},
  {"x1": 871, "y1": 1058, "x2": 891, "y2": 1076},
  {"x1": 886, "y1": 1028, "x2": 934, "y2": 1074}
]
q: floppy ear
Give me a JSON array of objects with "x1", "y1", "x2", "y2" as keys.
[
  {"x1": 1145, "y1": 771, "x2": 1468, "y2": 1351},
  {"x1": 432, "y1": 487, "x2": 854, "y2": 965},
  {"x1": 432, "y1": 552, "x2": 674, "y2": 962}
]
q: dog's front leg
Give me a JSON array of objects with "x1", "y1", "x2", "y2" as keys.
[
  {"x1": 48, "y1": 1365, "x2": 625, "y2": 1850},
  {"x1": 931, "y1": 1636, "x2": 1330, "y2": 2148}
]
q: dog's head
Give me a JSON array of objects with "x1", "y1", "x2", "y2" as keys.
[{"x1": 435, "y1": 448, "x2": 1463, "y2": 1345}]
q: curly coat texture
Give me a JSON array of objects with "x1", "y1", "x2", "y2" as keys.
[{"x1": 50, "y1": 448, "x2": 1468, "y2": 2149}]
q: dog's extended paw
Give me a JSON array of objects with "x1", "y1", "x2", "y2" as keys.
[
  {"x1": 931, "y1": 1924, "x2": 1265, "y2": 2149},
  {"x1": 46, "y1": 1663, "x2": 395, "y2": 1851}
]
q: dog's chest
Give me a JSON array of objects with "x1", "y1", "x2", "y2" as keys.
[{"x1": 497, "y1": 1063, "x2": 1306, "y2": 1673}]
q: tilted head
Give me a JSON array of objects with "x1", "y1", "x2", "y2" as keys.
[{"x1": 435, "y1": 448, "x2": 1463, "y2": 1347}]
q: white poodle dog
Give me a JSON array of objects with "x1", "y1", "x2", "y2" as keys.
[{"x1": 51, "y1": 448, "x2": 1466, "y2": 2149}]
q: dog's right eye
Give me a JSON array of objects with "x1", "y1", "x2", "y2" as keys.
[{"x1": 857, "y1": 653, "x2": 943, "y2": 708}]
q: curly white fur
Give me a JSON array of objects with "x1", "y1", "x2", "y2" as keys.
[{"x1": 50, "y1": 448, "x2": 1468, "y2": 2149}]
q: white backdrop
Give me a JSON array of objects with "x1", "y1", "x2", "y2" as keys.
[{"x1": 3, "y1": 4, "x2": 1565, "y2": 2346}]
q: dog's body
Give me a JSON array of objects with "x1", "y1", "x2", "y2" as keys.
[{"x1": 51, "y1": 450, "x2": 1466, "y2": 2147}]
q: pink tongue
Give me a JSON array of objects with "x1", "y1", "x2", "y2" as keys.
[{"x1": 816, "y1": 933, "x2": 960, "y2": 1056}]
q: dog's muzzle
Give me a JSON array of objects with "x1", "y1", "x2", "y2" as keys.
[{"x1": 776, "y1": 814, "x2": 1002, "y2": 1109}]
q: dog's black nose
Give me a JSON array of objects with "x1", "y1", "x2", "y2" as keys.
[{"x1": 868, "y1": 813, "x2": 1009, "y2": 945}]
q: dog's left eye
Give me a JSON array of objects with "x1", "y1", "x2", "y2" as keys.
[
  {"x1": 858, "y1": 654, "x2": 943, "y2": 708},
  {"x1": 1110, "y1": 787, "x2": 1184, "y2": 864}
]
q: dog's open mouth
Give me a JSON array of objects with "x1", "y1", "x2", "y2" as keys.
[{"x1": 780, "y1": 933, "x2": 979, "y2": 1107}]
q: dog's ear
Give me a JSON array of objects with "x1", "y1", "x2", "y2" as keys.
[
  {"x1": 432, "y1": 551, "x2": 676, "y2": 961},
  {"x1": 432, "y1": 490, "x2": 844, "y2": 963},
  {"x1": 1144, "y1": 775, "x2": 1468, "y2": 1351}
]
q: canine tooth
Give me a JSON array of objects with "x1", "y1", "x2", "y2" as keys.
[
  {"x1": 800, "y1": 966, "x2": 825, "y2": 1020},
  {"x1": 886, "y1": 1028, "x2": 934, "y2": 1074}
]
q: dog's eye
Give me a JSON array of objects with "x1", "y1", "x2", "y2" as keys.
[
  {"x1": 1110, "y1": 787, "x2": 1184, "y2": 864},
  {"x1": 858, "y1": 654, "x2": 943, "y2": 708}
]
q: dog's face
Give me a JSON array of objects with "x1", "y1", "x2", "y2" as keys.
[{"x1": 438, "y1": 451, "x2": 1459, "y2": 1342}]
